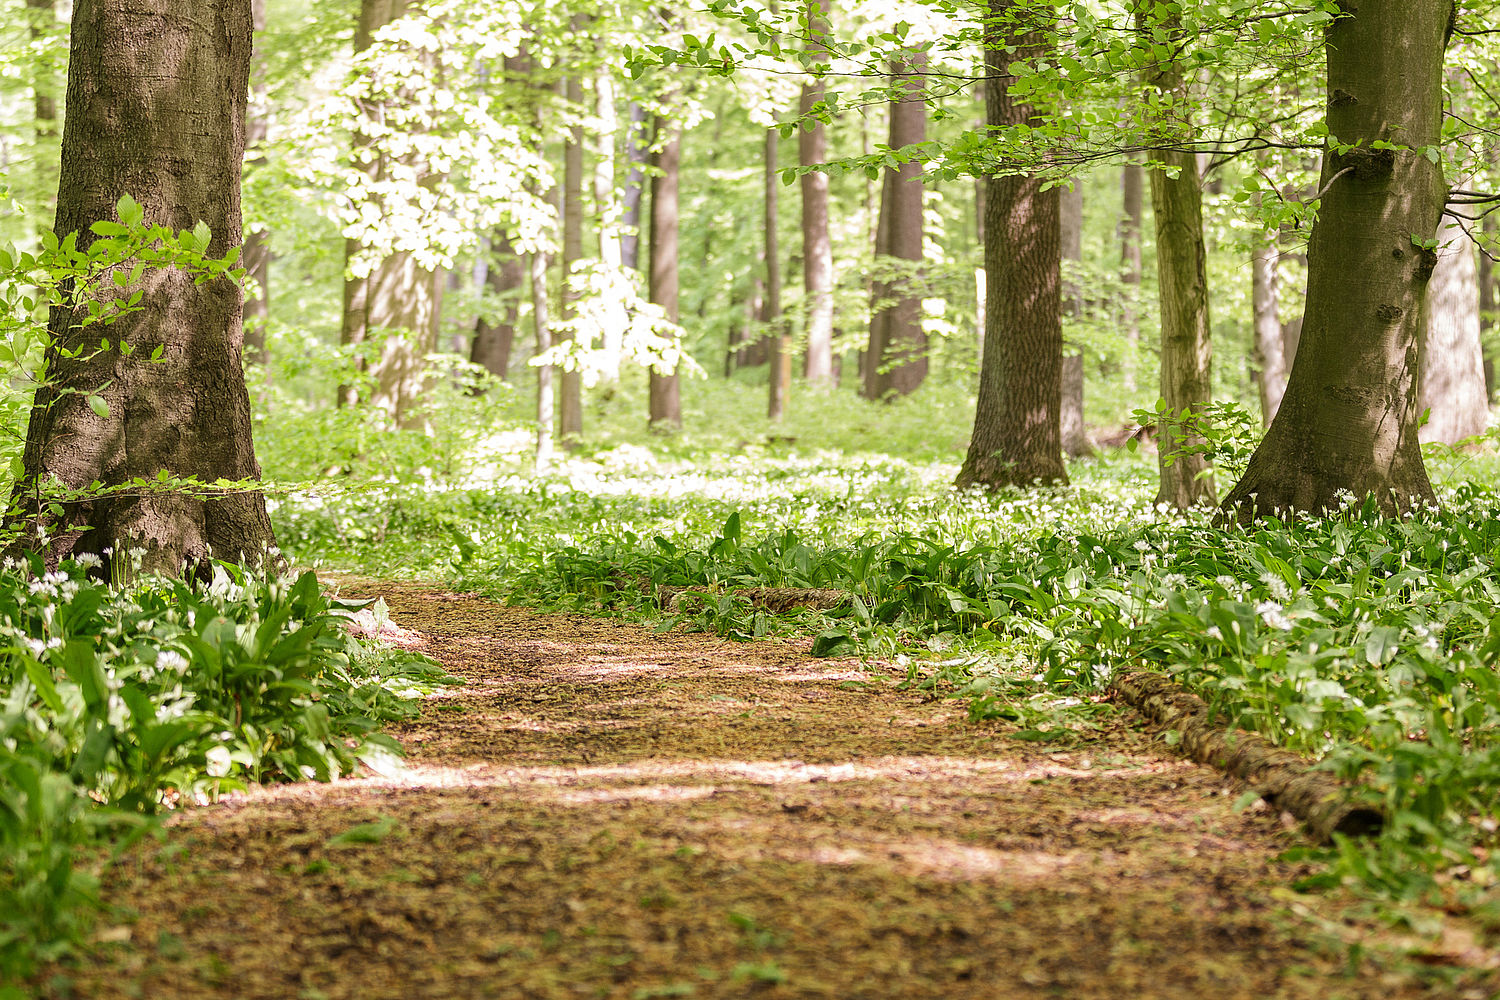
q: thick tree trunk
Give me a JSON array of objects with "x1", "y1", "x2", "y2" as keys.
[
  {"x1": 14, "y1": 0, "x2": 275, "y2": 577},
  {"x1": 766, "y1": 127, "x2": 791, "y2": 421},
  {"x1": 242, "y1": 0, "x2": 270, "y2": 365},
  {"x1": 559, "y1": 72, "x2": 585, "y2": 448},
  {"x1": 1059, "y1": 180, "x2": 1091, "y2": 457},
  {"x1": 1418, "y1": 207, "x2": 1487, "y2": 443},
  {"x1": 1223, "y1": 2, "x2": 1449, "y2": 519},
  {"x1": 1251, "y1": 217, "x2": 1287, "y2": 426},
  {"x1": 1120, "y1": 153, "x2": 1143, "y2": 393},
  {"x1": 956, "y1": 1, "x2": 1067, "y2": 490},
  {"x1": 470, "y1": 230, "x2": 522, "y2": 384},
  {"x1": 799, "y1": 0, "x2": 834, "y2": 385},
  {"x1": 648, "y1": 113, "x2": 682, "y2": 431},
  {"x1": 340, "y1": 0, "x2": 440, "y2": 431},
  {"x1": 864, "y1": 51, "x2": 927, "y2": 401}
]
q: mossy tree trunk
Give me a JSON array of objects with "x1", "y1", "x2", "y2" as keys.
[
  {"x1": 1223, "y1": 1, "x2": 1451, "y2": 519},
  {"x1": 956, "y1": 0, "x2": 1067, "y2": 490},
  {"x1": 15, "y1": 0, "x2": 275, "y2": 577}
]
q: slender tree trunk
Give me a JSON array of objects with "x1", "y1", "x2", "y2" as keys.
[
  {"x1": 1120, "y1": 152, "x2": 1143, "y2": 393},
  {"x1": 956, "y1": 0, "x2": 1067, "y2": 490},
  {"x1": 766, "y1": 127, "x2": 791, "y2": 421},
  {"x1": 26, "y1": 0, "x2": 60, "y2": 235},
  {"x1": 648, "y1": 112, "x2": 682, "y2": 431},
  {"x1": 621, "y1": 102, "x2": 649, "y2": 273},
  {"x1": 341, "y1": 0, "x2": 440, "y2": 430},
  {"x1": 593, "y1": 70, "x2": 625, "y2": 380},
  {"x1": 1138, "y1": 6, "x2": 1214, "y2": 508},
  {"x1": 1418, "y1": 204, "x2": 1487, "y2": 443},
  {"x1": 1251, "y1": 222, "x2": 1288, "y2": 426},
  {"x1": 799, "y1": 0, "x2": 834, "y2": 384},
  {"x1": 1059, "y1": 179, "x2": 1091, "y2": 456},
  {"x1": 1223, "y1": 1, "x2": 1450, "y2": 519},
  {"x1": 242, "y1": 0, "x2": 270, "y2": 365},
  {"x1": 13, "y1": 0, "x2": 275, "y2": 576},
  {"x1": 1482, "y1": 210, "x2": 1497, "y2": 399},
  {"x1": 532, "y1": 245, "x2": 554, "y2": 467},
  {"x1": 25, "y1": 0, "x2": 57, "y2": 135},
  {"x1": 864, "y1": 50, "x2": 927, "y2": 400},
  {"x1": 559, "y1": 72, "x2": 585, "y2": 447},
  {"x1": 470, "y1": 230, "x2": 522, "y2": 384}
]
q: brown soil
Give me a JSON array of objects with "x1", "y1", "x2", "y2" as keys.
[{"x1": 44, "y1": 583, "x2": 1498, "y2": 1000}]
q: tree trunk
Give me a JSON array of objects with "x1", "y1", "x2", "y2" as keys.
[
  {"x1": 648, "y1": 112, "x2": 682, "y2": 431},
  {"x1": 766, "y1": 128, "x2": 791, "y2": 422},
  {"x1": 532, "y1": 244, "x2": 554, "y2": 467},
  {"x1": 242, "y1": 0, "x2": 270, "y2": 365},
  {"x1": 1223, "y1": 2, "x2": 1450, "y2": 519},
  {"x1": 956, "y1": 0, "x2": 1067, "y2": 491},
  {"x1": 621, "y1": 102, "x2": 649, "y2": 273},
  {"x1": 1482, "y1": 210, "x2": 1497, "y2": 400},
  {"x1": 1059, "y1": 180, "x2": 1091, "y2": 457},
  {"x1": 25, "y1": 0, "x2": 58, "y2": 135},
  {"x1": 799, "y1": 0, "x2": 834, "y2": 385},
  {"x1": 864, "y1": 50, "x2": 927, "y2": 400},
  {"x1": 13, "y1": 0, "x2": 275, "y2": 577},
  {"x1": 593, "y1": 70, "x2": 625, "y2": 381},
  {"x1": 1418, "y1": 205, "x2": 1487, "y2": 443},
  {"x1": 559, "y1": 72, "x2": 585, "y2": 447},
  {"x1": 470, "y1": 230, "x2": 521, "y2": 384},
  {"x1": 340, "y1": 0, "x2": 440, "y2": 431},
  {"x1": 1120, "y1": 152, "x2": 1143, "y2": 393},
  {"x1": 1139, "y1": 6, "x2": 1214, "y2": 508},
  {"x1": 1251, "y1": 210, "x2": 1288, "y2": 426}
]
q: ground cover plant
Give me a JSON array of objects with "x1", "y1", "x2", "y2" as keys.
[{"x1": 0, "y1": 557, "x2": 452, "y2": 987}]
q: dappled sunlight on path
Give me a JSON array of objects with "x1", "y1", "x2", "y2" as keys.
[{"x1": 51, "y1": 584, "x2": 1489, "y2": 1000}]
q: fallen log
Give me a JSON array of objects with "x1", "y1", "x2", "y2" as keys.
[
  {"x1": 1108, "y1": 670, "x2": 1384, "y2": 844},
  {"x1": 659, "y1": 586, "x2": 849, "y2": 614}
]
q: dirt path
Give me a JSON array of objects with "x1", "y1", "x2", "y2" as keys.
[{"x1": 48, "y1": 585, "x2": 1494, "y2": 999}]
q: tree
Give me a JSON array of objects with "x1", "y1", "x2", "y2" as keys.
[
  {"x1": 1224, "y1": 1, "x2": 1452, "y2": 518},
  {"x1": 765, "y1": 125, "x2": 791, "y2": 420},
  {"x1": 1119, "y1": 153, "x2": 1143, "y2": 393},
  {"x1": 559, "y1": 69, "x2": 585, "y2": 447},
  {"x1": 242, "y1": 0, "x2": 271, "y2": 365},
  {"x1": 956, "y1": 0, "x2": 1067, "y2": 491},
  {"x1": 1250, "y1": 195, "x2": 1288, "y2": 426},
  {"x1": 1137, "y1": 4, "x2": 1214, "y2": 509},
  {"x1": 863, "y1": 49, "x2": 927, "y2": 401},
  {"x1": 799, "y1": 0, "x2": 834, "y2": 385},
  {"x1": 1417, "y1": 207, "x2": 1487, "y2": 444},
  {"x1": 1059, "y1": 179, "x2": 1091, "y2": 457},
  {"x1": 14, "y1": 0, "x2": 276, "y2": 576},
  {"x1": 470, "y1": 230, "x2": 522, "y2": 383},
  {"x1": 648, "y1": 108, "x2": 683, "y2": 431},
  {"x1": 339, "y1": 0, "x2": 442, "y2": 430}
]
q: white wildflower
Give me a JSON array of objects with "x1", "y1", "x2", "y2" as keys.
[{"x1": 205, "y1": 746, "x2": 232, "y2": 778}]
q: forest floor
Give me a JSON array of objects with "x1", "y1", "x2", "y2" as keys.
[{"x1": 41, "y1": 583, "x2": 1500, "y2": 1000}]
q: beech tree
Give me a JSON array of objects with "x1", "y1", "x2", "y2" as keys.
[
  {"x1": 799, "y1": 0, "x2": 835, "y2": 385},
  {"x1": 1224, "y1": 1, "x2": 1453, "y2": 518},
  {"x1": 957, "y1": 0, "x2": 1066, "y2": 491},
  {"x1": 14, "y1": 0, "x2": 276, "y2": 575},
  {"x1": 648, "y1": 108, "x2": 683, "y2": 431},
  {"x1": 1417, "y1": 209, "x2": 1487, "y2": 444}
]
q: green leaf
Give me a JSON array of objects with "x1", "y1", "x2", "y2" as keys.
[
  {"x1": 325, "y1": 815, "x2": 399, "y2": 848},
  {"x1": 192, "y1": 220, "x2": 212, "y2": 249},
  {"x1": 88, "y1": 395, "x2": 110, "y2": 419}
]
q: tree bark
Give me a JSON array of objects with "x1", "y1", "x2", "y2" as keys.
[
  {"x1": 864, "y1": 51, "x2": 927, "y2": 400},
  {"x1": 532, "y1": 243, "x2": 554, "y2": 467},
  {"x1": 1251, "y1": 207, "x2": 1288, "y2": 426},
  {"x1": 766, "y1": 127, "x2": 791, "y2": 421},
  {"x1": 956, "y1": 0, "x2": 1067, "y2": 491},
  {"x1": 1482, "y1": 210, "x2": 1497, "y2": 400},
  {"x1": 559, "y1": 71, "x2": 585, "y2": 447},
  {"x1": 242, "y1": 0, "x2": 270, "y2": 365},
  {"x1": 1119, "y1": 152, "x2": 1143, "y2": 393},
  {"x1": 1417, "y1": 206, "x2": 1487, "y2": 443},
  {"x1": 620, "y1": 102, "x2": 649, "y2": 274},
  {"x1": 648, "y1": 112, "x2": 682, "y2": 431},
  {"x1": 1138, "y1": 6, "x2": 1213, "y2": 508},
  {"x1": 470, "y1": 229, "x2": 521, "y2": 384},
  {"x1": 13, "y1": 0, "x2": 276, "y2": 577},
  {"x1": 1059, "y1": 180, "x2": 1091, "y2": 457},
  {"x1": 340, "y1": 0, "x2": 440, "y2": 431},
  {"x1": 1223, "y1": 1, "x2": 1450, "y2": 520},
  {"x1": 593, "y1": 70, "x2": 625, "y2": 381},
  {"x1": 799, "y1": 0, "x2": 834, "y2": 385}
]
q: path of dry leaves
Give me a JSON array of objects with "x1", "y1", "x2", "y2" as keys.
[{"x1": 45, "y1": 583, "x2": 1499, "y2": 1000}]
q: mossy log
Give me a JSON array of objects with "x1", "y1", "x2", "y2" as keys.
[
  {"x1": 1109, "y1": 671, "x2": 1383, "y2": 843},
  {"x1": 659, "y1": 586, "x2": 848, "y2": 614}
]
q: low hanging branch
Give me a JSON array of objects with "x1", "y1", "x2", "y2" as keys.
[{"x1": 1108, "y1": 671, "x2": 1383, "y2": 844}]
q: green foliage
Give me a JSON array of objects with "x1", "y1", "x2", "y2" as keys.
[{"x1": 0, "y1": 559, "x2": 452, "y2": 981}]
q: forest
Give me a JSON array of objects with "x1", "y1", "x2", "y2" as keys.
[{"x1": 4, "y1": 0, "x2": 1500, "y2": 996}]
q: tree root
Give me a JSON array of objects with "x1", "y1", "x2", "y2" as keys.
[{"x1": 1108, "y1": 671, "x2": 1383, "y2": 843}]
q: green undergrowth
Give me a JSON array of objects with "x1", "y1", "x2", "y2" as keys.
[
  {"x1": 274, "y1": 440, "x2": 1500, "y2": 933},
  {"x1": 1, "y1": 558, "x2": 454, "y2": 987}
]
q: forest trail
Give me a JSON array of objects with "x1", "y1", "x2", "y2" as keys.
[{"x1": 50, "y1": 584, "x2": 1491, "y2": 1000}]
